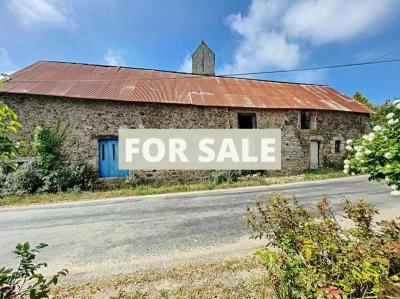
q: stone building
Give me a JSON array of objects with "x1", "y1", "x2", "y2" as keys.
[
  {"x1": 0, "y1": 42, "x2": 371, "y2": 181},
  {"x1": 192, "y1": 41, "x2": 215, "y2": 76}
]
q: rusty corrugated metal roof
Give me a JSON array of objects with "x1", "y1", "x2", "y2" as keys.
[{"x1": 0, "y1": 61, "x2": 371, "y2": 113}]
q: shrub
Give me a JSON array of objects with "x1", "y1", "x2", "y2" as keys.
[
  {"x1": 211, "y1": 170, "x2": 246, "y2": 184},
  {"x1": 39, "y1": 162, "x2": 97, "y2": 193},
  {"x1": 2, "y1": 161, "x2": 96, "y2": 195},
  {"x1": 39, "y1": 168, "x2": 70, "y2": 193},
  {"x1": 32, "y1": 122, "x2": 70, "y2": 171},
  {"x1": 3, "y1": 161, "x2": 44, "y2": 195},
  {"x1": 0, "y1": 242, "x2": 68, "y2": 299},
  {"x1": 246, "y1": 194, "x2": 400, "y2": 298},
  {"x1": 64, "y1": 161, "x2": 97, "y2": 191},
  {"x1": 344, "y1": 99, "x2": 400, "y2": 196}
]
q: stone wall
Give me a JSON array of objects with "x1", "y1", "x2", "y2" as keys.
[
  {"x1": 192, "y1": 42, "x2": 215, "y2": 76},
  {"x1": 2, "y1": 93, "x2": 370, "y2": 181}
]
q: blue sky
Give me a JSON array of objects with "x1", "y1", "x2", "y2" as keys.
[{"x1": 0, "y1": 0, "x2": 399, "y2": 104}]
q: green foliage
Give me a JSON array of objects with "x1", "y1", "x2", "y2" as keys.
[
  {"x1": 371, "y1": 99, "x2": 398, "y2": 126},
  {"x1": 353, "y1": 91, "x2": 376, "y2": 111},
  {"x1": 246, "y1": 194, "x2": 400, "y2": 298},
  {"x1": 0, "y1": 242, "x2": 68, "y2": 299},
  {"x1": 32, "y1": 122, "x2": 70, "y2": 171},
  {"x1": 40, "y1": 161, "x2": 96, "y2": 193},
  {"x1": 0, "y1": 101, "x2": 22, "y2": 171},
  {"x1": 1, "y1": 120, "x2": 97, "y2": 196},
  {"x1": 2, "y1": 161, "x2": 44, "y2": 195},
  {"x1": 344, "y1": 99, "x2": 400, "y2": 196},
  {"x1": 2, "y1": 160, "x2": 96, "y2": 195},
  {"x1": 211, "y1": 170, "x2": 253, "y2": 184}
]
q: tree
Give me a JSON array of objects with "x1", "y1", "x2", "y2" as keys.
[
  {"x1": 0, "y1": 99, "x2": 22, "y2": 171},
  {"x1": 371, "y1": 99, "x2": 398, "y2": 127},
  {"x1": 344, "y1": 99, "x2": 400, "y2": 196},
  {"x1": 353, "y1": 91, "x2": 376, "y2": 111}
]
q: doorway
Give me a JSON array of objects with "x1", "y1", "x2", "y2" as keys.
[
  {"x1": 310, "y1": 141, "x2": 320, "y2": 169},
  {"x1": 98, "y1": 139, "x2": 129, "y2": 178}
]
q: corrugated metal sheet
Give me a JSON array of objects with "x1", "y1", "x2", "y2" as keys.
[{"x1": 1, "y1": 61, "x2": 371, "y2": 113}]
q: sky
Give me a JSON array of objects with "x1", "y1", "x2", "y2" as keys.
[{"x1": 0, "y1": 0, "x2": 400, "y2": 104}]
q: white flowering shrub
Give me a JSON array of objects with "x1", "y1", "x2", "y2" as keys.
[{"x1": 344, "y1": 100, "x2": 400, "y2": 196}]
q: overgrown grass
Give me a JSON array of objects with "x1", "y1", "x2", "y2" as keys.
[
  {"x1": 0, "y1": 171, "x2": 347, "y2": 207},
  {"x1": 52, "y1": 257, "x2": 272, "y2": 299}
]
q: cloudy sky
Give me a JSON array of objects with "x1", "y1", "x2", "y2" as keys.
[{"x1": 0, "y1": 0, "x2": 399, "y2": 103}]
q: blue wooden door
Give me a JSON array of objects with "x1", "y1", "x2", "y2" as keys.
[{"x1": 99, "y1": 140, "x2": 129, "y2": 178}]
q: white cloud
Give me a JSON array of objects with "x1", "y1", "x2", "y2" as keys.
[
  {"x1": 7, "y1": 0, "x2": 73, "y2": 28},
  {"x1": 220, "y1": 0, "x2": 399, "y2": 78},
  {"x1": 283, "y1": 0, "x2": 397, "y2": 44},
  {"x1": 221, "y1": 0, "x2": 300, "y2": 74},
  {"x1": 178, "y1": 53, "x2": 192, "y2": 73},
  {"x1": 104, "y1": 49, "x2": 125, "y2": 66}
]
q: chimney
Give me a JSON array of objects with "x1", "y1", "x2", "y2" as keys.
[{"x1": 192, "y1": 41, "x2": 215, "y2": 76}]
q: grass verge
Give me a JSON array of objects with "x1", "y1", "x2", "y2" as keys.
[
  {"x1": 0, "y1": 171, "x2": 347, "y2": 207},
  {"x1": 52, "y1": 257, "x2": 272, "y2": 299}
]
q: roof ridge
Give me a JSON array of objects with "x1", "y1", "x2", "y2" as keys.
[{"x1": 36, "y1": 60, "x2": 329, "y2": 87}]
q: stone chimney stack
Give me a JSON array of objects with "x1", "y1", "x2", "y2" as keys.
[{"x1": 192, "y1": 41, "x2": 215, "y2": 76}]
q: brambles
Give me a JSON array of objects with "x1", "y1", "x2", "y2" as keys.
[{"x1": 246, "y1": 194, "x2": 400, "y2": 298}]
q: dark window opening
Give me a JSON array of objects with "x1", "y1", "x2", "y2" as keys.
[
  {"x1": 301, "y1": 111, "x2": 311, "y2": 129},
  {"x1": 102, "y1": 144, "x2": 105, "y2": 161},
  {"x1": 238, "y1": 113, "x2": 256, "y2": 129},
  {"x1": 335, "y1": 140, "x2": 341, "y2": 153},
  {"x1": 112, "y1": 144, "x2": 116, "y2": 160}
]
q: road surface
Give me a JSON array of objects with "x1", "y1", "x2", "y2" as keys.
[{"x1": 0, "y1": 175, "x2": 398, "y2": 281}]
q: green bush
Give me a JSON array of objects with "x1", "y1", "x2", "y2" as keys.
[
  {"x1": 2, "y1": 161, "x2": 44, "y2": 195},
  {"x1": 63, "y1": 161, "x2": 97, "y2": 191},
  {"x1": 2, "y1": 161, "x2": 96, "y2": 195},
  {"x1": 344, "y1": 99, "x2": 400, "y2": 196},
  {"x1": 32, "y1": 122, "x2": 69, "y2": 171},
  {"x1": 246, "y1": 194, "x2": 400, "y2": 298},
  {"x1": 39, "y1": 168, "x2": 69, "y2": 193},
  {"x1": 1, "y1": 120, "x2": 97, "y2": 196},
  {"x1": 40, "y1": 162, "x2": 96, "y2": 193},
  {"x1": 0, "y1": 242, "x2": 68, "y2": 299},
  {"x1": 211, "y1": 170, "x2": 248, "y2": 184}
]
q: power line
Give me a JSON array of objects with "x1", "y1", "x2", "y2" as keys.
[
  {"x1": 324, "y1": 46, "x2": 400, "y2": 82},
  {"x1": 7, "y1": 58, "x2": 400, "y2": 83},
  {"x1": 221, "y1": 58, "x2": 400, "y2": 77}
]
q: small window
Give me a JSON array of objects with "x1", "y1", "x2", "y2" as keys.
[
  {"x1": 102, "y1": 144, "x2": 105, "y2": 161},
  {"x1": 301, "y1": 111, "x2": 311, "y2": 129},
  {"x1": 335, "y1": 140, "x2": 341, "y2": 153},
  {"x1": 112, "y1": 144, "x2": 116, "y2": 160},
  {"x1": 238, "y1": 113, "x2": 256, "y2": 128}
]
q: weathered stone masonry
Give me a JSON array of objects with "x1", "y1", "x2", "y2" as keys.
[{"x1": 3, "y1": 93, "x2": 370, "y2": 181}]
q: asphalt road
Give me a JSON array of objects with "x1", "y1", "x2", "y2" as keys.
[{"x1": 0, "y1": 175, "x2": 399, "y2": 281}]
